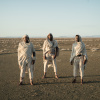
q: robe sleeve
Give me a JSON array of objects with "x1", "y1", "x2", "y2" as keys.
[
  {"x1": 43, "y1": 40, "x2": 46, "y2": 56},
  {"x1": 70, "y1": 44, "x2": 74, "y2": 62},
  {"x1": 18, "y1": 43, "x2": 21, "y2": 64},
  {"x1": 31, "y1": 43, "x2": 35, "y2": 52},
  {"x1": 54, "y1": 40, "x2": 58, "y2": 47},
  {"x1": 83, "y1": 44, "x2": 88, "y2": 60},
  {"x1": 31, "y1": 43, "x2": 36, "y2": 60}
]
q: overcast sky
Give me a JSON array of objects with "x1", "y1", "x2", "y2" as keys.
[{"x1": 0, "y1": 0, "x2": 100, "y2": 37}]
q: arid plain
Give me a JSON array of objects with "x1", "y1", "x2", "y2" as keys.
[{"x1": 0, "y1": 38, "x2": 100, "y2": 100}]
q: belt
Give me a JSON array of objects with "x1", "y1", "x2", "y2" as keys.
[
  {"x1": 45, "y1": 51, "x2": 55, "y2": 54},
  {"x1": 77, "y1": 54, "x2": 82, "y2": 57}
]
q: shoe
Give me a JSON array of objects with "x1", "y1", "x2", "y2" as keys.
[
  {"x1": 42, "y1": 75, "x2": 46, "y2": 79},
  {"x1": 19, "y1": 82, "x2": 23, "y2": 85},
  {"x1": 55, "y1": 75, "x2": 59, "y2": 79},
  {"x1": 72, "y1": 79, "x2": 76, "y2": 83}
]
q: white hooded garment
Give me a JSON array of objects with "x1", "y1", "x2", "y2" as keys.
[
  {"x1": 43, "y1": 38, "x2": 58, "y2": 68},
  {"x1": 18, "y1": 41, "x2": 35, "y2": 67},
  {"x1": 70, "y1": 35, "x2": 87, "y2": 63},
  {"x1": 43, "y1": 38, "x2": 58, "y2": 56}
]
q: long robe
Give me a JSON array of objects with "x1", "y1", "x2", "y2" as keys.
[
  {"x1": 18, "y1": 42, "x2": 35, "y2": 67},
  {"x1": 43, "y1": 38, "x2": 58, "y2": 68}
]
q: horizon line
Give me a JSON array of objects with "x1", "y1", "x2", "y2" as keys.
[{"x1": 1, "y1": 35, "x2": 100, "y2": 38}]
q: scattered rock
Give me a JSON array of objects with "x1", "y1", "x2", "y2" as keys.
[
  {"x1": 61, "y1": 49, "x2": 67, "y2": 51},
  {"x1": 91, "y1": 48, "x2": 100, "y2": 52}
]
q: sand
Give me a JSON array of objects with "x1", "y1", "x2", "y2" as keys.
[{"x1": 0, "y1": 38, "x2": 100, "y2": 100}]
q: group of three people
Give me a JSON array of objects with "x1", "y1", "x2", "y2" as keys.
[{"x1": 18, "y1": 33, "x2": 87, "y2": 85}]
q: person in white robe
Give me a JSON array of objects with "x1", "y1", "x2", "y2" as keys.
[
  {"x1": 42, "y1": 33, "x2": 59, "y2": 79},
  {"x1": 70, "y1": 35, "x2": 87, "y2": 84},
  {"x1": 18, "y1": 35, "x2": 36, "y2": 85}
]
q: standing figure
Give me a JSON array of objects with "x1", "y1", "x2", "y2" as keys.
[
  {"x1": 42, "y1": 33, "x2": 59, "y2": 79},
  {"x1": 18, "y1": 35, "x2": 36, "y2": 85},
  {"x1": 70, "y1": 35, "x2": 87, "y2": 84}
]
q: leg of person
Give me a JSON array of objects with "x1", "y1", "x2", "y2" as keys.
[
  {"x1": 25, "y1": 65, "x2": 28, "y2": 73},
  {"x1": 42, "y1": 60, "x2": 48, "y2": 79},
  {"x1": 19, "y1": 65, "x2": 26, "y2": 85},
  {"x1": 79, "y1": 56, "x2": 84, "y2": 84},
  {"x1": 28, "y1": 62, "x2": 34, "y2": 85},
  {"x1": 72, "y1": 57, "x2": 79, "y2": 83},
  {"x1": 52, "y1": 58, "x2": 58, "y2": 79},
  {"x1": 19, "y1": 65, "x2": 21, "y2": 70}
]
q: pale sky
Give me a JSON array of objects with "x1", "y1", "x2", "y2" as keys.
[{"x1": 0, "y1": 0, "x2": 100, "y2": 37}]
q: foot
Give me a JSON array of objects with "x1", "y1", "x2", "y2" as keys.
[
  {"x1": 55, "y1": 75, "x2": 59, "y2": 79},
  {"x1": 30, "y1": 80, "x2": 34, "y2": 85},
  {"x1": 42, "y1": 75, "x2": 46, "y2": 79},
  {"x1": 19, "y1": 82, "x2": 23, "y2": 85},
  {"x1": 72, "y1": 79, "x2": 76, "y2": 83},
  {"x1": 81, "y1": 79, "x2": 83, "y2": 84}
]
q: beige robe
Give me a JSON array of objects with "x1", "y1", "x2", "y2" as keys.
[
  {"x1": 70, "y1": 35, "x2": 87, "y2": 63},
  {"x1": 18, "y1": 42, "x2": 35, "y2": 81},
  {"x1": 70, "y1": 35, "x2": 87, "y2": 79},
  {"x1": 43, "y1": 38, "x2": 58, "y2": 72},
  {"x1": 18, "y1": 42, "x2": 35, "y2": 67}
]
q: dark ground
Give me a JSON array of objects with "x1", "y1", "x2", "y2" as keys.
[{"x1": 0, "y1": 50, "x2": 100, "y2": 100}]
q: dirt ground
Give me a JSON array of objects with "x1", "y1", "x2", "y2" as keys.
[{"x1": 0, "y1": 38, "x2": 100, "y2": 100}]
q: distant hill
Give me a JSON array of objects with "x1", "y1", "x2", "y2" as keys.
[
  {"x1": 0, "y1": 35, "x2": 100, "y2": 38},
  {"x1": 58, "y1": 35, "x2": 100, "y2": 38},
  {"x1": 83, "y1": 35, "x2": 100, "y2": 38}
]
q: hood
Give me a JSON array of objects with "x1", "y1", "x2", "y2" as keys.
[{"x1": 75, "y1": 35, "x2": 82, "y2": 42}]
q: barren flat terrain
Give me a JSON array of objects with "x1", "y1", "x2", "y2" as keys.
[{"x1": 0, "y1": 38, "x2": 100, "y2": 100}]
